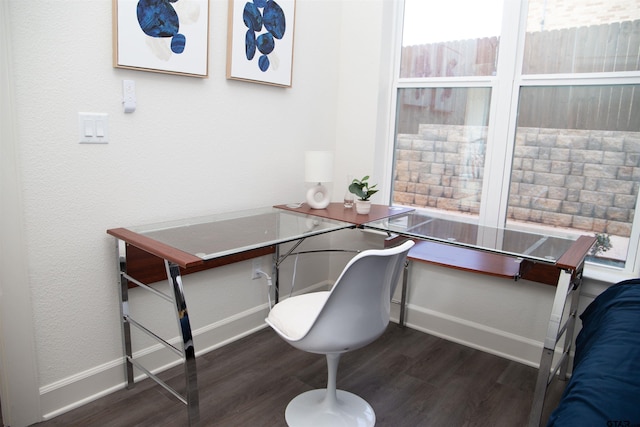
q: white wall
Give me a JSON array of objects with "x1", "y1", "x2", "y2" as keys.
[
  {"x1": 3, "y1": 0, "x2": 366, "y2": 423},
  {"x1": 334, "y1": 0, "x2": 398, "y2": 199},
  {"x1": 2, "y1": 0, "x2": 613, "y2": 424},
  {"x1": 405, "y1": 262, "x2": 609, "y2": 367},
  {"x1": 1, "y1": 1, "x2": 42, "y2": 424}
]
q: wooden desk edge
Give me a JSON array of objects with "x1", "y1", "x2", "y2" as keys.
[
  {"x1": 406, "y1": 235, "x2": 596, "y2": 287},
  {"x1": 556, "y1": 235, "x2": 597, "y2": 270},
  {"x1": 274, "y1": 203, "x2": 414, "y2": 226},
  {"x1": 107, "y1": 227, "x2": 204, "y2": 269},
  {"x1": 407, "y1": 240, "x2": 522, "y2": 279}
]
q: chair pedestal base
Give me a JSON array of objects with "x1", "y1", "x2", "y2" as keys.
[{"x1": 285, "y1": 389, "x2": 375, "y2": 427}]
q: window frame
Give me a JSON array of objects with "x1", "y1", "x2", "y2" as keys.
[{"x1": 385, "y1": 0, "x2": 640, "y2": 281}]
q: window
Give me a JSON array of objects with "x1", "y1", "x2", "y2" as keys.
[
  {"x1": 390, "y1": 0, "x2": 640, "y2": 277},
  {"x1": 394, "y1": 87, "x2": 491, "y2": 215}
]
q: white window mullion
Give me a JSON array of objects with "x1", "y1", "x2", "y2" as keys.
[
  {"x1": 478, "y1": 81, "x2": 517, "y2": 228},
  {"x1": 382, "y1": 0, "x2": 406, "y2": 205},
  {"x1": 624, "y1": 195, "x2": 640, "y2": 275},
  {"x1": 478, "y1": 0, "x2": 528, "y2": 228}
]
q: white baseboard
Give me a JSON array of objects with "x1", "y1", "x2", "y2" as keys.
[
  {"x1": 39, "y1": 304, "x2": 270, "y2": 420},
  {"x1": 399, "y1": 303, "x2": 549, "y2": 368},
  {"x1": 40, "y1": 284, "x2": 553, "y2": 421},
  {"x1": 38, "y1": 282, "x2": 331, "y2": 421}
]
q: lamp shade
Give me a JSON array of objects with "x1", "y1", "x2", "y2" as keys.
[{"x1": 305, "y1": 151, "x2": 334, "y2": 183}]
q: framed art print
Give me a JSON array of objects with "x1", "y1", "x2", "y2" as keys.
[
  {"x1": 113, "y1": 0, "x2": 210, "y2": 77},
  {"x1": 226, "y1": 0, "x2": 296, "y2": 87}
]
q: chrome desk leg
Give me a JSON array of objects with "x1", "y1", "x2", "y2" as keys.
[
  {"x1": 273, "y1": 246, "x2": 280, "y2": 305},
  {"x1": 399, "y1": 260, "x2": 410, "y2": 328},
  {"x1": 559, "y1": 270, "x2": 582, "y2": 379},
  {"x1": 165, "y1": 261, "x2": 200, "y2": 425},
  {"x1": 116, "y1": 239, "x2": 135, "y2": 389},
  {"x1": 528, "y1": 268, "x2": 575, "y2": 427}
]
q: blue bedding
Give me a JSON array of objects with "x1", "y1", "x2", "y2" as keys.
[{"x1": 547, "y1": 278, "x2": 640, "y2": 427}]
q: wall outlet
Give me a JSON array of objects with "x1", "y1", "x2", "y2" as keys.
[{"x1": 252, "y1": 258, "x2": 262, "y2": 280}]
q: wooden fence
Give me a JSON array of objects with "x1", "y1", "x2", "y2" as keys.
[{"x1": 400, "y1": 20, "x2": 640, "y2": 132}]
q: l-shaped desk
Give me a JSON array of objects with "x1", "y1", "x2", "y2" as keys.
[{"x1": 107, "y1": 203, "x2": 595, "y2": 426}]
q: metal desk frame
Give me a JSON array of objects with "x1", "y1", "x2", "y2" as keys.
[
  {"x1": 108, "y1": 204, "x2": 593, "y2": 426},
  {"x1": 106, "y1": 204, "x2": 410, "y2": 425},
  {"x1": 401, "y1": 245, "x2": 587, "y2": 427},
  {"x1": 365, "y1": 215, "x2": 595, "y2": 427}
]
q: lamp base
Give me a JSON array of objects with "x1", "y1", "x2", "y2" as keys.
[{"x1": 306, "y1": 183, "x2": 330, "y2": 209}]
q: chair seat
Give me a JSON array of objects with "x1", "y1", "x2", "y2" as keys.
[{"x1": 267, "y1": 291, "x2": 330, "y2": 341}]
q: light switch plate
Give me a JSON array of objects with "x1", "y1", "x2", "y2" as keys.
[{"x1": 78, "y1": 113, "x2": 108, "y2": 143}]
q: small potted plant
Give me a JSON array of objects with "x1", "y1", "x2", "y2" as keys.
[
  {"x1": 348, "y1": 175, "x2": 378, "y2": 214},
  {"x1": 589, "y1": 233, "x2": 612, "y2": 257}
]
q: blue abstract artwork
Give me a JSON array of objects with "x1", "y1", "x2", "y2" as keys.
[
  {"x1": 137, "y1": 0, "x2": 186, "y2": 54},
  {"x1": 227, "y1": 0, "x2": 295, "y2": 86},
  {"x1": 243, "y1": 0, "x2": 286, "y2": 72},
  {"x1": 114, "y1": 0, "x2": 209, "y2": 77}
]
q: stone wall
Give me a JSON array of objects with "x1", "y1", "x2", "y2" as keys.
[{"x1": 394, "y1": 124, "x2": 640, "y2": 238}]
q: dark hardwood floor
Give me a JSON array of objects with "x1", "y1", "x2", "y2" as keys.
[{"x1": 31, "y1": 325, "x2": 565, "y2": 427}]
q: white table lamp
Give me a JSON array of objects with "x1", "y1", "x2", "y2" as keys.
[{"x1": 305, "y1": 151, "x2": 333, "y2": 209}]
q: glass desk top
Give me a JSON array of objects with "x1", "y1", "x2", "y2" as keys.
[
  {"x1": 122, "y1": 207, "x2": 354, "y2": 261},
  {"x1": 364, "y1": 211, "x2": 579, "y2": 264}
]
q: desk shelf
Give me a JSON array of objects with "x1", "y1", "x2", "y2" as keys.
[{"x1": 406, "y1": 240, "x2": 522, "y2": 279}]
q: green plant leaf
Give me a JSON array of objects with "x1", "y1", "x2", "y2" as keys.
[{"x1": 348, "y1": 175, "x2": 378, "y2": 201}]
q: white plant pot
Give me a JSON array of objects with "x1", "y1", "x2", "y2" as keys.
[{"x1": 355, "y1": 200, "x2": 371, "y2": 215}]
